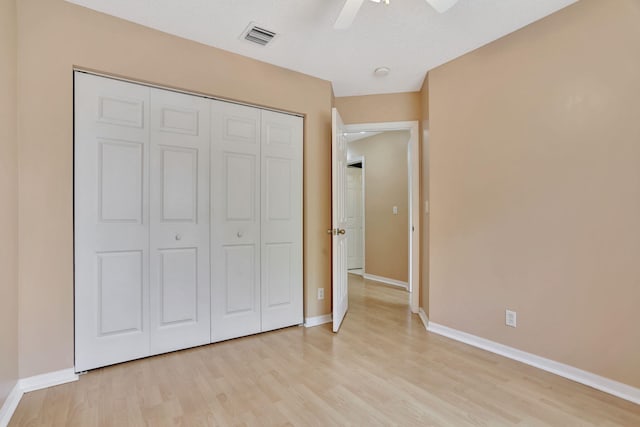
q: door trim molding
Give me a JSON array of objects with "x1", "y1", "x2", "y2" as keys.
[
  {"x1": 427, "y1": 322, "x2": 640, "y2": 405},
  {"x1": 347, "y1": 157, "x2": 365, "y2": 273},
  {"x1": 343, "y1": 121, "x2": 420, "y2": 313}
]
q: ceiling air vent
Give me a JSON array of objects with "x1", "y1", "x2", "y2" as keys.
[{"x1": 241, "y1": 23, "x2": 277, "y2": 46}]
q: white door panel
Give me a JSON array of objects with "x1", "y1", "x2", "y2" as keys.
[
  {"x1": 261, "y1": 111, "x2": 303, "y2": 331},
  {"x1": 332, "y1": 108, "x2": 349, "y2": 333},
  {"x1": 211, "y1": 101, "x2": 262, "y2": 342},
  {"x1": 74, "y1": 72, "x2": 151, "y2": 371},
  {"x1": 149, "y1": 88, "x2": 210, "y2": 354}
]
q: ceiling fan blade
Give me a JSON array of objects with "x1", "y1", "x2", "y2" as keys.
[
  {"x1": 334, "y1": 0, "x2": 365, "y2": 30},
  {"x1": 424, "y1": 0, "x2": 459, "y2": 13}
]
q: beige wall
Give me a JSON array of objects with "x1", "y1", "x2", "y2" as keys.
[
  {"x1": 349, "y1": 131, "x2": 410, "y2": 282},
  {"x1": 16, "y1": 0, "x2": 333, "y2": 377},
  {"x1": 0, "y1": 0, "x2": 19, "y2": 406},
  {"x1": 419, "y1": 76, "x2": 429, "y2": 314},
  {"x1": 429, "y1": 0, "x2": 640, "y2": 387},
  {"x1": 335, "y1": 92, "x2": 421, "y2": 125}
]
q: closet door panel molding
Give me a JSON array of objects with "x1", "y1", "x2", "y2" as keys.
[
  {"x1": 210, "y1": 101, "x2": 262, "y2": 342},
  {"x1": 149, "y1": 88, "x2": 211, "y2": 354},
  {"x1": 74, "y1": 72, "x2": 151, "y2": 371},
  {"x1": 260, "y1": 110, "x2": 303, "y2": 331}
]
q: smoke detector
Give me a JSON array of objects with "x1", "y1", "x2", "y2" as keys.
[{"x1": 374, "y1": 67, "x2": 391, "y2": 77}]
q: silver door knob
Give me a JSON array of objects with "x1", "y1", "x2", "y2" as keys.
[
  {"x1": 237, "y1": 231, "x2": 243, "y2": 238},
  {"x1": 175, "y1": 234, "x2": 182, "y2": 241}
]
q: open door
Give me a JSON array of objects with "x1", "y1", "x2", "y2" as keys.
[{"x1": 331, "y1": 108, "x2": 349, "y2": 332}]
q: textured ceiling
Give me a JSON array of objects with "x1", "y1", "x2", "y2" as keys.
[{"x1": 65, "y1": 0, "x2": 578, "y2": 96}]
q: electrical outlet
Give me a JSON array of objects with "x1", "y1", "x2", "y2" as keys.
[
  {"x1": 392, "y1": 206, "x2": 398, "y2": 215},
  {"x1": 317, "y1": 288, "x2": 324, "y2": 300},
  {"x1": 505, "y1": 309, "x2": 517, "y2": 328}
]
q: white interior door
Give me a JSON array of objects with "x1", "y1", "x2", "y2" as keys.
[
  {"x1": 260, "y1": 110, "x2": 303, "y2": 331},
  {"x1": 74, "y1": 72, "x2": 151, "y2": 371},
  {"x1": 332, "y1": 108, "x2": 349, "y2": 333},
  {"x1": 210, "y1": 101, "x2": 262, "y2": 342},
  {"x1": 346, "y1": 166, "x2": 363, "y2": 270},
  {"x1": 149, "y1": 88, "x2": 211, "y2": 354}
]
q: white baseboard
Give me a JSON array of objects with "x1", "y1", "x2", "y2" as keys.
[
  {"x1": 19, "y1": 368, "x2": 78, "y2": 393},
  {"x1": 304, "y1": 314, "x2": 332, "y2": 328},
  {"x1": 418, "y1": 308, "x2": 429, "y2": 330},
  {"x1": 363, "y1": 273, "x2": 408, "y2": 290},
  {"x1": 0, "y1": 368, "x2": 79, "y2": 426},
  {"x1": 427, "y1": 322, "x2": 640, "y2": 405},
  {"x1": 0, "y1": 382, "x2": 22, "y2": 427}
]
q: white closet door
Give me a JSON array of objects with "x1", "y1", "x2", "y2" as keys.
[
  {"x1": 210, "y1": 101, "x2": 262, "y2": 342},
  {"x1": 260, "y1": 110, "x2": 303, "y2": 331},
  {"x1": 74, "y1": 72, "x2": 151, "y2": 371},
  {"x1": 149, "y1": 88, "x2": 211, "y2": 354}
]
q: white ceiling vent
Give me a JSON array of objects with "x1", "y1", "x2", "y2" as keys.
[{"x1": 241, "y1": 23, "x2": 277, "y2": 47}]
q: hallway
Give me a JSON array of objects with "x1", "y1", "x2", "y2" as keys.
[{"x1": 9, "y1": 276, "x2": 639, "y2": 426}]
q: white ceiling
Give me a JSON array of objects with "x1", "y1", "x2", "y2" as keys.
[{"x1": 65, "y1": 0, "x2": 577, "y2": 96}]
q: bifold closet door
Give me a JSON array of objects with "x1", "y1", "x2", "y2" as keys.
[
  {"x1": 75, "y1": 73, "x2": 151, "y2": 371},
  {"x1": 210, "y1": 101, "x2": 262, "y2": 342},
  {"x1": 260, "y1": 111, "x2": 303, "y2": 331},
  {"x1": 149, "y1": 88, "x2": 211, "y2": 354}
]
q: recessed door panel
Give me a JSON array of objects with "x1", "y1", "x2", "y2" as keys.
[
  {"x1": 97, "y1": 251, "x2": 143, "y2": 336},
  {"x1": 265, "y1": 157, "x2": 292, "y2": 221},
  {"x1": 159, "y1": 248, "x2": 198, "y2": 325},
  {"x1": 161, "y1": 147, "x2": 197, "y2": 222},
  {"x1": 98, "y1": 96, "x2": 144, "y2": 128},
  {"x1": 75, "y1": 72, "x2": 151, "y2": 372},
  {"x1": 265, "y1": 123, "x2": 292, "y2": 147},
  {"x1": 160, "y1": 107, "x2": 199, "y2": 135},
  {"x1": 225, "y1": 153, "x2": 256, "y2": 221},
  {"x1": 98, "y1": 140, "x2": 143, "y2": 223},
  {"x1": 265, "y1": 243, "x2": 292, "y2": 307},
  {"x1": 150, "y1": 88, "x2": 210, "y2": 354},
  {"x1": 224, "y1": 117, "x2": 258, "y2": 143},
  {"x1": 224, "y1": 245, "x2": 256, "y2": 314}
]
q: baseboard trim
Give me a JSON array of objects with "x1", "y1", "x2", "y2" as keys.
[
  {"x1": 418, "y1": 308, "x2": 429, "y2": 330},
  {"x1": 0, "y1": 382, "x2": 22, "y2": 427},
  {"x1": 19, "y1": 368, "x2": 79, "y2": 393},
  {"x1": 304, "y1": 314, "x2": 332, "y2": 328},
  {"x1": 363, "y1": 273, "x2": 408, "y2": 290},
  {"x1": 427, "y1": 322, "x2": 640, "y2": 405},
  {"x1": 0, "y1": 368, "x2": 78, "y2": 427}
]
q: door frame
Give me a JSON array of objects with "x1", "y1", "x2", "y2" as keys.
[
  {"x1": 343, "y1": 121, "x2": 420, "y2": 313},
  {"x1": 346, "y1": 156, "x2": 365, "y2": 274}
]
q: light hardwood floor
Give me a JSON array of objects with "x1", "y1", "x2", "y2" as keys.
[{"x1": 10, "y1": 275, "x2": 640, "y2": 426}]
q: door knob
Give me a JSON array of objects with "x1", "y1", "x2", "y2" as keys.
[
  {"x1": 175, "y1": 234, "x2": 182, "y2": 241},
  {"x1": 327, "y1": 228, "x2": 346, "y2": 235},
  {"x1": 237, "y1": 231, "x2": 244, "y2": 238}
]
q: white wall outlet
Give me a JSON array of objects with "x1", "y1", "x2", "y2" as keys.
[
  {"x1": 393, "y1": 206, "x2": 398, "y2": 215},
  {"x1": 506, "y1": 309, "x2": 517, "y2": 328},
  {"x1": 317, "y1": 288, "x2": 324, "y2": 300}
]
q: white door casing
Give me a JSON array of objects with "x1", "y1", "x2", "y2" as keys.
[
  {"x1": 210, "y1": 101, "x2": 262, "y2": 342},
  {"x1": 346, "y1": 166, "x2": 363, "y2": 270},
  {"x1": 260, "y1": 110, "x2": 304, "y2": 331},
  {"x1": 149, "y1": 88, "x2": 211, "y2": 354},
  {"x1": 332, "y1": 108, "x2": 349, "y2": 333},
  {"x1": 74, "y1": 72, "x2": 151, "y2": 371}
]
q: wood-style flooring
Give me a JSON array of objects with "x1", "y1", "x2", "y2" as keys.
[{"x1": 10, "y1": 274, "x2": 640, "y2": 426}]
